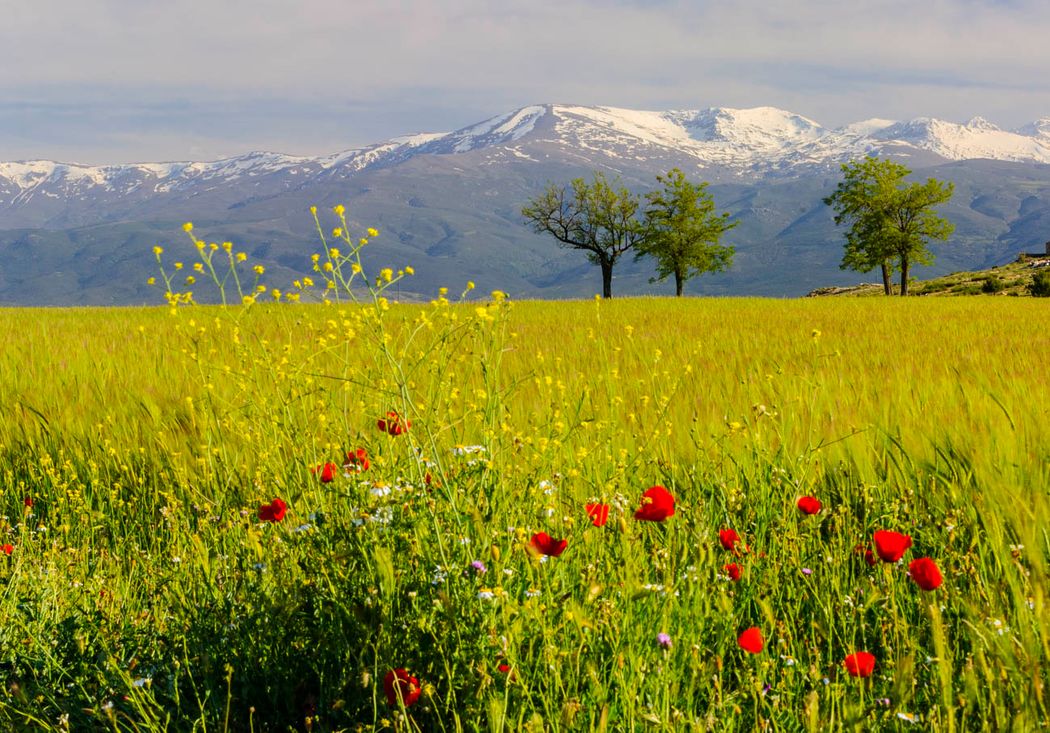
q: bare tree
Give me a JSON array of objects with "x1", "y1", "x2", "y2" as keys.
[{"x1": 522, "y1": 172, "x2": 645, "y2": 298}]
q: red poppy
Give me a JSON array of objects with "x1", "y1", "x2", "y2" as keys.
[
  {"x1": 311, "y1": 462, "x2": 338, "y2": 483},
  {"x1": 634, "y1": 486, "x2": 675, "y2": 522},
  {"x1": 529, "y1": 532, "x2": 567, "y2": 557},
  {"x1": 796, "y1": 496, "x2": 822, "y2": 515},
  {"x1": 737, "y1": 627, "x2": 763, "y2": 654},
  {"x1": 873, "y1": 530, "x2": 912, "y2": 563},
  {"x1": 343, "y1": 448, "x2": 370, "y2": 473},
  {"x1": 0, "y1": 544, "x2": 12, "y2": 556},
  {"x1": 258, "y1": 498, "x2": 287, "y2": 523},
  {"x1": 908, "y1": 557, "x2": 943, "y2": 591},
  {"x1": 497, "y1": 662, "x2": 511, "y2": 674},
  {"x1": 23, "y1": 497, "x2": 32, "y2": 508},
  {"x1": 724, "y1": 563, "x2": 741, "y2": 582},
  {"x1": 383, "y1": 668, "x2": 421, "y2": 707},
  {"x1": 585, "y1": 503, "x2": 610, "y2": 527},
  {"x1": 719, "y1": 528, "x2": 741, "y2": 551},
  {"x1": 844, "y1": 651, "x2": 876, "y2": 678},
  {"x1": 851, "y1": 543, "x2": 876, "y2": 566},
  {"x1": 378, "y1": 411, "x2": 410, "y2": 436}
]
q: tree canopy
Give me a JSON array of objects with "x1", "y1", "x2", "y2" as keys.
[
  {"x1": 521, "y1": 172, "x2": 645, "y2": 298},
  {"x1": 637, "y1": 168, "x2": 736, "y2": 296},
  {"x1": 824, "y1": 156, "x2": 954, "y2": 296},
  {"x1": 523, "y1": 169, "x2": 736, "y2": 297}
]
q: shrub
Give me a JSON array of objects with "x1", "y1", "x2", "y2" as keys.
[
  {"x1": 1029, "y1": 270, "x2": 1050, "y2": 297},
  {"x1": 981, "y1": 275, "x2": 1005, "y2": 294}
]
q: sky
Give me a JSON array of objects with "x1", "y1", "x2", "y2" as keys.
[{"x1": 3, "y1": 0, "x2": 1050, "y2": 164}]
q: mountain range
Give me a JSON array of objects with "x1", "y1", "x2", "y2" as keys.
[{"x1": 3, "y1": 104, "x2": 1050, "y2": 304}]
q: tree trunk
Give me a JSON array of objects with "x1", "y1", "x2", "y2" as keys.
[
  {"x1": 675, "y1": 270, "x2": 684, "y2": 297},
  {"x1": 899, "y1": 257, "x2": 910, "y2": 296},
  {"x1": 881, "y1": 262, "x2": 892, "y2": 296},
  {"x1": 600, "y1": 259, "x2": 613, "y2": 299}
]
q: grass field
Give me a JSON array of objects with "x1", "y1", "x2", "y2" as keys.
[{"x1": 1, "y1": 260, "x2": 1048, "y2": 730}]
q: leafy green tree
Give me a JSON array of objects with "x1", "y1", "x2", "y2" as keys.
[
  {"x1": 1030, "y1": 270, "x2": 1050, "y2": 297},
  {"x1": 637, "y1": 168, "x2": 737, "y2": 296},
  {"x1": 824, "y1": 156, "x2": 954, "y2": 296},
  {"x1": 522, "y1": 172, "x2": 645, "y2": 298}
]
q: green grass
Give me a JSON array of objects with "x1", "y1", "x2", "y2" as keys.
[{"x1": 0, "y1": 291, "x2": 1047, "y2": 731}]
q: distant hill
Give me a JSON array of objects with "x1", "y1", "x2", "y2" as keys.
[
  {"x1": 808, "y1": 256, "x2": 1050, "y2": 297},
  {"x1": 3, "y1": 104, "x2": 1050, "y2": 305}
]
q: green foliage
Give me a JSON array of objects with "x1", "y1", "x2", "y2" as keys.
[
  {"x1": 636, "y1": 168, "x2": 737, "y2": 296},
  {"x1": 521, "y1": 172, "x2": 646, "y2": 297},
  {"x1": 824, "y1": 156, "x2": 955, "y2": 296},
  {"x1": 1029, "y1": 269, "x2": 1050, "y2": 297},
  {"x1": 981, "y1": 275, "x2": 1006, "y2": 294}
]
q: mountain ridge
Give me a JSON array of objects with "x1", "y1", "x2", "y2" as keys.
[{"x1": 6, "y1": 103, "x2": 1050, "y2": 205}]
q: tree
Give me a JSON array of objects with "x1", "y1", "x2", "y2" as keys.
[
  {"x1": 1030, "y1": 270, "x2": 1050, "y2": 297},
  {"x1": 824, "y1": 157, "x2": 954, "y2": 296},
  {"x1": 637, "y1": 168, "x2": 736, "y2": 296},
  {"x1": 522, "y1": 172, "x2": 645, "y2": 298}
]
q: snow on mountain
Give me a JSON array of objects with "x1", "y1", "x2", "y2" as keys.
[
  {"x1": 425, "y1": 105, "x2": 547, "y2": 153},
  {"x1": 670, "y1": 106, "x2": 826, "y2": 148},
  {"x1": 1015, "y1": 118, "x2": 1050, "y2": 141},
  {"x1": 872, "y1": 116, "x2": 1050, "y2": 163},
  {"x1": 837, "y1": 119, "x2": 898, "y2": 137},
  {"x1": 5, "y1": 105, "x2": 1050, "y2": 208}
]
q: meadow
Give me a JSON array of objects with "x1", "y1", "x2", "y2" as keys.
[{"x1": 0, "y1": 224, "x2": 1047, "y2": 731}]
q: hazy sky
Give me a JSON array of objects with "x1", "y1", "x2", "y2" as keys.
[{"x1": 3, "y1": 0, "x2": 1049, "y2": 163}]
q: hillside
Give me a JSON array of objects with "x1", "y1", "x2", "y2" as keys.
[{"x1": 808, "y1": 256, "x2": 1050, "y2": 297}]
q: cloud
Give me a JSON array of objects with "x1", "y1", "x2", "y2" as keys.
[{"x1": 3, "y1": 0, "x2": 1050, "y2": 161}]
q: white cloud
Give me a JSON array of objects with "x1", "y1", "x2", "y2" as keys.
[{"x1": 3, "y1": 0, "x2": 1049, "y2": 161}]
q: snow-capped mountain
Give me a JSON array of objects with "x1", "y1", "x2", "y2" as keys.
[{"x1": 6, "y1": 103, "x2": 1050, "y2": 214}]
